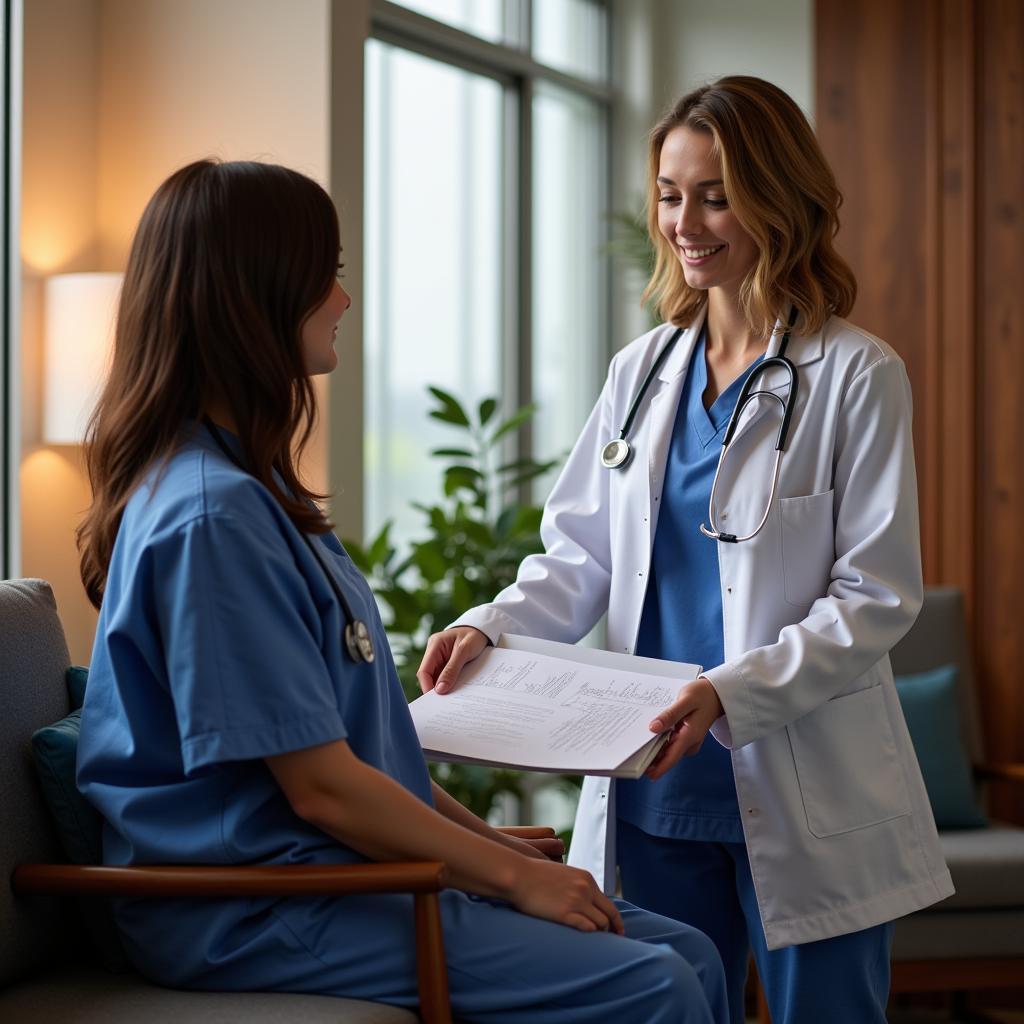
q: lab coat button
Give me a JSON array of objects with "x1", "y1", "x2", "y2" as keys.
[{"x1": 747, "y1": 807, "x2": 758, "y2": 816}]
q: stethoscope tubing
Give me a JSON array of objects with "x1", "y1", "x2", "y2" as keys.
[
  {"x1": 700, "y1": 306, "x2": 800, "y2": 543},
  {"x1": 603, "y1": 306, "x2": 800, "y2": 545}
]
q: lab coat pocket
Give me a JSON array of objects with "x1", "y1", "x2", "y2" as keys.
[
  {"x1": 779, "y1": 489, "x2": 835, "y2": 607},
  {"x1": 788, "y1": 685, "x2": 910, "y2": 838}
]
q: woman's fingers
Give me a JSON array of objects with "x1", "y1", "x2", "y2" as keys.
[
  {"x1": 649, "y1": 685, "x2": 695, "y2": 733},
  {"x1": 434, "y1": 629, "x2": 489, "y2": 694},
  {"x1": 645, "y1": 720, "x2": 701, "y2": 780},
  {"x1": 596, "y1": 890, "x2": 625, "y2": 934},
  {"x1": 415, "y1": 634, "x2": 451, "y2": 693}
]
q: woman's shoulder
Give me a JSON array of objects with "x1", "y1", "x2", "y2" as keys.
[
  {"x1": 124, "y1": 436, "x2": 287, "y2": 546},
  {"x1": 818, "y1": 315, "x2": 906, "y2": 377}
]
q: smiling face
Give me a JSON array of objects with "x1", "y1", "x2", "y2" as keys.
[
  {"x1": 655, "y1": 126, "x2": 759, "y2": 303},
  {"x1": 300, "y1": 278, "x2": 351, "y2": 375}
]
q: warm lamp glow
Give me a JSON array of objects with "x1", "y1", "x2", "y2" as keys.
[{"x1": 43, "y1": 272, "x2": 123, "y2": 444}]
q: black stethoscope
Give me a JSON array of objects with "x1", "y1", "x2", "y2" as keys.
[
  {"x1": 203, "y1": 417, "x2": 376, "y2": 664},
  {"x1": 601, "y1": 306, "x2": 800, "y2": 545}
]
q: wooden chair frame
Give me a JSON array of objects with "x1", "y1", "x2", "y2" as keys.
[
  {"x1": 13, "y1": 861, "x2": 452, "y2": 1023},
  {"x1": 12, "y1": 825, "x2": 556, "y2": 1023}
]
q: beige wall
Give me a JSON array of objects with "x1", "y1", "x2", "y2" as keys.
[
  {"x1": 651, "y1": 0, "x2": 814, "y2": 118},
  {"x1": 96, "y1": 0, "x2": 330, "y2": 267},
  {"x1": 20, "y1": 0, "x2": 332, "y2": 663},
  {"x1": 20, "y1": 0, "x2": 102, "y2": 662}
]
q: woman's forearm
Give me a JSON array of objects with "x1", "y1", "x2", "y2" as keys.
[{"x1": 266, "y1": 741, "x2": 525, "y2": 899}]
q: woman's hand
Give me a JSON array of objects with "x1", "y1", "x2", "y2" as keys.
[
  {"x1": 509, "y1": 859, "x2": 624, "y2": 934},
  {"x1": 498, "y1": 828, "x2": 565, "y2": 863},
  {"x1": 644, "y1": 677, "x2": 725, "y2": 781},
  {"x1": 417, "y1": 626, "x2": 490, "y2": 694}
]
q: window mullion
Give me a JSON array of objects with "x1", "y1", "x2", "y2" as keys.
[{"x1": 511, "y1": 74, "x2": 533, "y2": 498}]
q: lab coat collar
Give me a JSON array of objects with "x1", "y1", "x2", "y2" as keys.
[{"x1": 656, "y1": 305, "x2": 824, "y2": 392}]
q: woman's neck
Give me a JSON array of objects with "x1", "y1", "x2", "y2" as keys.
[
  {"x1": 202, "y1": 402, "x2": 237, "y2": 434},
  {"x1": 705, "y1": 289, "x2": 763, "y2": 360}
]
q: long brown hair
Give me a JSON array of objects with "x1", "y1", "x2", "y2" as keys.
[
  {"x1": 78, "y1": 159, "x2": 339, "y2": 608},
  {"x1": 642, "y1": 76, "x2": 857, "y2": 338}
]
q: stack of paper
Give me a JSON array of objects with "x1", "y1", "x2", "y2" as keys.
[{"x1": 409, "y1": 634, "x2": 701, "y2": 779}]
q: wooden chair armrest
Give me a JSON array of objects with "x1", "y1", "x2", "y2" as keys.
[
  {"x1": 12, "y1": 862, "x2": 445, "y2": 897},
  {"x1": 494, "y1": 826, "x2": 557, "y2": 840},
  {"x1": 12, "y1": 863, "x2": 451, "y2": 1024},
  {"x1": 974, "y1": 762, "x2": 1024, "y2": 785}
]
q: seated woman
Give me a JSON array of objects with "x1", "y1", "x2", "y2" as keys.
[{"x1": 75, "y1": 159, "x2": 728, "y2": 1023}]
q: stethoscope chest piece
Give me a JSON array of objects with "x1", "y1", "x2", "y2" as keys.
[
  {"x1": 601, "y1": 438, "x2": 632, "y2": 469},
  {"x1": 345, "y1": 619, "x2": 376, "y2": 664}
]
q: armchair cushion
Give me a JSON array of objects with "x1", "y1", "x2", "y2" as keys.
[
  {"x1": 937, "y1": 825, "x2": 1024, "y2": 910},
  {"x1": 895, "y1": 665, "x2": 987, "y2": 829}
]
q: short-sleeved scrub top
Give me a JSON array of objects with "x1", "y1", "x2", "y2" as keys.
[
  {"x1": 76, "y1": 424, "x2": 434, "y2": 980},
  {"x1": 617, "y1": 330, "x2": 763, "y2": 844}
]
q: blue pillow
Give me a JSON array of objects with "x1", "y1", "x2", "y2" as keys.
[
  {"x1": 31, "y1": 671, "x2": 130, "y2": 971},
  {"x1": 894, "y1": 664, "x2": 987, "y2": 830}
]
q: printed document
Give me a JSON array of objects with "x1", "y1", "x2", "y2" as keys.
[{"x1": 409, "y1": 635, "x2": 701, "y2": 778}]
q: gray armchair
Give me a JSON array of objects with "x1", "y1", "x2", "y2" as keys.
[
  {"x1": 0, "y1": 578, "x2": 450, "y2": 1023},
  {"x1": 888, "y1": 586, "x2": 1024, "y2": 1001}
]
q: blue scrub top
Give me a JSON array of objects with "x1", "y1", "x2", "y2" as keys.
[
  {"x1": 617, "y1": 330, "x2": 763, "y2": 844},
  {"x1": 77, "y1": 424, "x2": 433, "y2": 973}
]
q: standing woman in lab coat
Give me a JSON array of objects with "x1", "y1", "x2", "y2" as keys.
[{"x1": 419, "y1": 77, "x2": 954, "y2": 1024}]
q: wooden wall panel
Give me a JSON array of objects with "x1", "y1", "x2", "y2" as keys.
[
  {"x1": 817, "y1": 0, "x2": 1024, "y2": 822},
  {"x1": 976, "y1": 0, "x2": 1024, "y2": 802}
]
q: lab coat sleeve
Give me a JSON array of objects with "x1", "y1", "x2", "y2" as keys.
[
  {"x1": 705, "y1": 354, "x2": 924, "y2": 749},
  {"x1": 450, "y1": 359, "x2": 619, "y2": 645}
]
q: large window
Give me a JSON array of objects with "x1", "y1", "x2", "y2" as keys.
[{"x1": 364, "y1": 0, "x2": 610, "y2": 541}]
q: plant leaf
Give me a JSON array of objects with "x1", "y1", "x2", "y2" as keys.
[
  {"x1": 490, "y1": 403, "x2": 537, "y2": 443},
  {"x1": 478, "y1": 397, "x2": 498, "y2": 426},
  {"x1": 431, "y1": 447, "x2": 475, "y2": 459},
  {"x1": 428, "y1": 386, "x2": 471, "y2": 427}
]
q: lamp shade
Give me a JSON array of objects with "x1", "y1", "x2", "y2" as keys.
[{"x1": 43, "y1": 272, "x2": 123, "y2": 444}]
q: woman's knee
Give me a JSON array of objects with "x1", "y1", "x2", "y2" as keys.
[{"x1": 636, "y1": 944, "x2": 714, "y2": 1016}]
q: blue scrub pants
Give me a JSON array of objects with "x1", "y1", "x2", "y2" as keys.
[
  {"x1": 123, "y1": 889, "x2": 728, "y2": 1023},
  {"x1": 617, "y1": 819, "x2": 894, "y2": 1024}
]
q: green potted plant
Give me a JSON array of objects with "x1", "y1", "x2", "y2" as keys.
[{"x1": 344, "y1": 386, "x2": 561, "y2": 819}]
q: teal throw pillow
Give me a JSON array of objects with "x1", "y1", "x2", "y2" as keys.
[
  {"x1": 66, "y1": 665, "x2": 89, "y2": 710},
  {"x1": 894, "y1": 664, "x2": 987, "y2": 830},
  {"x1": 32, "y1": 708, "x2": 103, "y2": 865},
  {"x1": 32, "y1": 675, "x2": 130, "y2": 971}
]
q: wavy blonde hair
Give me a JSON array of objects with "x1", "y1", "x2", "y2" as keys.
[{"x1": 642, "y1": 76, "x2": 856, "y2": 338}]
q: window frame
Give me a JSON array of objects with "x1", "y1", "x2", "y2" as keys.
[
  {"x1": 1, "y1": 0, "x2": 18, "y2": 580},
  {"x1": 366, "y1": 0, "x2": 613, "y2": 511}
]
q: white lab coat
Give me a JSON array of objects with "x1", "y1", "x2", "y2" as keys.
[{"x1": 452, "y1": 311, "x2": 954, "y2": 950}]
